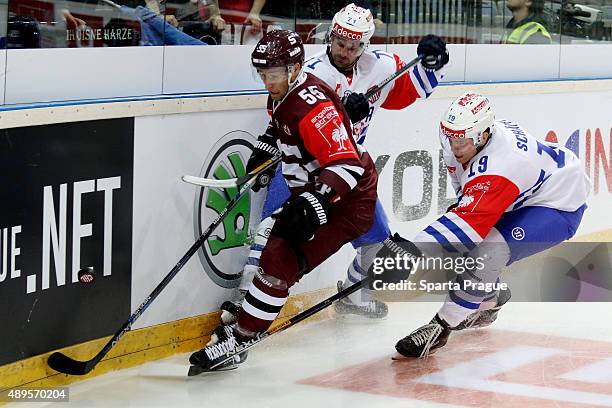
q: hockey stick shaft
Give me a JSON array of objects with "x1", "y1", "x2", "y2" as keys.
[
  {"x1": 209, "y1": 276, "x2": 372, "y2": 370},
  {"x1": 47, "y1": 159, "x2": 279, "y2": 376},
  {"x1": 182, "y1": 155, "x2": 281, "y2": 189},
  {"x1": 99, "y1": 0, "x2": 121, "y2": 9},
  {"x1": 364, "y1": 55, "x2": 423, "y2": 100}
]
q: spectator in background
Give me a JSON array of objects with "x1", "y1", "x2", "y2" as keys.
[
  {"x1": 503, "y1": 0, "x2": 553, "y2": 43},
  {"x1": 62, "y1": 5, "x2": 206, "y2": 47},
  {"x1": 6, "y1": 15, "x2": 41, "y2": 49},
  {"x1": 207, "y1": 0, "x2": 268, "y2": 44}
]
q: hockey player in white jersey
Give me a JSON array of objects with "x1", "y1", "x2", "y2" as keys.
[
  {"x1": 220, "y1": 3, "x2": 449, "y2": 323},
  {"x1": 393, "y1": 92, "x2": 590, "y2": 358}
]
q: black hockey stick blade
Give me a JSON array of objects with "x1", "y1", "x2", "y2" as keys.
[{"x1": 47, "y1": 352, "x2": 92, "y2": 376}]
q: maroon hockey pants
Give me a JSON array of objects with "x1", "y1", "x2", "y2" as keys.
[{"x1": 235, "y1": 198, "x2": 376, "y2": 338}]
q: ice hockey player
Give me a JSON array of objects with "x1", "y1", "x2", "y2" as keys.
[
  {"x1": 189, "y1": 29, "x2": 379, "y2": 371},
  {"x1": 393, "y1": 92, "x2": 590, "y2": 358},
  {"x1": 221, "y1": 3, "x2": 449, "y2": 323}
]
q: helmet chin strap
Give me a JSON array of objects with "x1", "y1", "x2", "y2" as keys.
[
  {"x1": 287, "y1": 64, "x2": 302, "y2": 88},
  {"x1": 474, "y1": 127, "x2": 493, "y2": 155},
  {"x1": 275, "y1": 65, "x2": 302, "y2": 106}
]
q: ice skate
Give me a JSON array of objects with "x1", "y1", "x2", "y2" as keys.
[
  {"x1": 393, "y1": 314, "x2": 451, "y2": 359},
  {"x1": 334, "y1": 281, "x2": 388, "y2": 319},
  {"x1": 188, "y1": 326, "x2": 248, "y2": 375}
]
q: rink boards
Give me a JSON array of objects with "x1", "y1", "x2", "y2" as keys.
[{"x1": 0, "y1": 80, "x2": 611, "y2": 389}]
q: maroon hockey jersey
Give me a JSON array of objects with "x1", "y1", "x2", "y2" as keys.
[{"x1": 266, "y1": 72, "x2": 377, "y2": 204}]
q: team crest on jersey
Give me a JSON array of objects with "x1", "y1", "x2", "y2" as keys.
[
  {"x1": 464, "y1": 180, "x2": 491, "y2": 195},
  {"x1": 331, "y1": 124, "x2": 349, "y2": 151},
  {"x1": 457, "y1": 194, "x2": 474, "y2": 208},
  {"x1": 311, "y1": 105, "x2": 351, "y2": 154},
  {"x1": 458, "y1": 180, "x2": 491, "y2": 211}
]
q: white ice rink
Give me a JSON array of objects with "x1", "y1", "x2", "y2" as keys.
[{"x1": 9, "y1": 302, "x2": 612, "y2": 408}]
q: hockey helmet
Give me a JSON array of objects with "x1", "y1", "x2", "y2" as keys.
[
  {"x1": 329, "y1": 3, "x2": 375, "y2": 46},
  {"x1": 440, "y1": 92, "x2": 495, "y2": 147},
  {"x1": 251, "y1": 30, "x2": 305, "y2": 69}
]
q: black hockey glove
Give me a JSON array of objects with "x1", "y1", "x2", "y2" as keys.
[
  {"x1": 272, "y1": 192, "x2": 331, "y2": 242},
  {"x1": 417, "y1": 34, "x2": 449, "y2": 71},
  {"x1": 342, "y1": 92, "x2": 370, "y2": 123},
  {"x1": 247, "y1": 133, "x2": 279, "y2": 192},
  {"x1": 368, "y1": 233, "x2": 423, "y2": 287}
]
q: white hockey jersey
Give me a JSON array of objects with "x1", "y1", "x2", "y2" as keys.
[
  {"x1": 416, "y1": 119, "x2": 590, "y2": 249},
  {"x1": 304, "y1": 48, "x2": 444, "y2": 144}
]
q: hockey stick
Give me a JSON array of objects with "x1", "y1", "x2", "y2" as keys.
[
  {"x1": 364, "y1": 54, "x2": 423, "y2": 100},
  {"x1": 99, "y1": 0, "x2": 121, "y2": 9},
  {"x1": 187, "y1": 275, "x2": 373, "y2": 376},
  {"x1": 182, "y1": 155, "x2": 281, "y2": 189},
  {"x1": 47, "y1": 158, "x2": 279, "y2": 376}
]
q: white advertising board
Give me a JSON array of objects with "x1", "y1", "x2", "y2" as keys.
[
  {"x1": 131, "y1": 110, "x2": 352, "y2": 328},
  {"x1": 131, "y1": 85, "x2": 612, "y2": 328}
]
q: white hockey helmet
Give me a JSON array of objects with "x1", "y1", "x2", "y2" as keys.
[
  {"x1": 329, "y1": 3, "x2": 375, "y2": 45},
  {"x1": 440, "y1": 92, "x2": 495, "y2": 147}
]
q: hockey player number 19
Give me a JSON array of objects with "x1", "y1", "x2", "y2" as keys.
[
  {"x1": 467, "y1": 155, "x2": 489, "y2": 177},
  {"x1": 299, "y1": 86, "x2": 327, "y2": 105}
]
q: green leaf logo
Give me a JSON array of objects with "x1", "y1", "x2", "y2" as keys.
[{"x1": 205, "y1": 152, "x2": 250, "y2": 255}]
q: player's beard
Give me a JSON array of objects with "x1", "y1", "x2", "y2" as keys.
[{"x1": 327, "y1": 47, "x2": 360, "y2": 75}]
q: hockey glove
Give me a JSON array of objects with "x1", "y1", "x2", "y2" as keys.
[
  {"x1": 368, "y1": 233, "x2": 423, "y2": 287},
  {"x1": 246, "y1": 133, "x2": 279, "y2": 192},
  {"x1": 272, "y1": 192, "x2": 331, "y2": 242},
  {"x1": 342, "y1": 92, "x2": 370, "y2": 123},
  {"x1": 417, "y1": 34, "x2": 449, "y2": 71}
]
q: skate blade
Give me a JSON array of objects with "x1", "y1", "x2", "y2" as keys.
[
  {"x1": 391, "y1": 352, "x2": 414, "y2": 361},
  {"x1": 187, "y1": 363, "x2": 238, "y2": 377},
  {"x1": 334, "y1": 313, "x2": 388, "y2": 323},
  {"x1": 391, "y1": 350, "x2": 438, "y2": 361}
]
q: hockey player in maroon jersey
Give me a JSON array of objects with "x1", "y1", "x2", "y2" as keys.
[
  {"x1": 220, "y1": 4, "x2": 449, "y2": 324},
  {"x1": 189, "y1": 29, "x2": 380, "y2": 371}
]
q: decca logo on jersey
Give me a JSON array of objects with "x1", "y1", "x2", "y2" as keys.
[
  {"x1": 332, "y1": 24, "x2": 363, "y2": 40},
  {"x1": 194, "y1": 131, "x2": 264, "y2": 288}
]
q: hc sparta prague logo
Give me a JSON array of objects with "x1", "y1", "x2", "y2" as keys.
[{"x1": 193, "y1": 131, "x2": 265, "y2": 288}]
